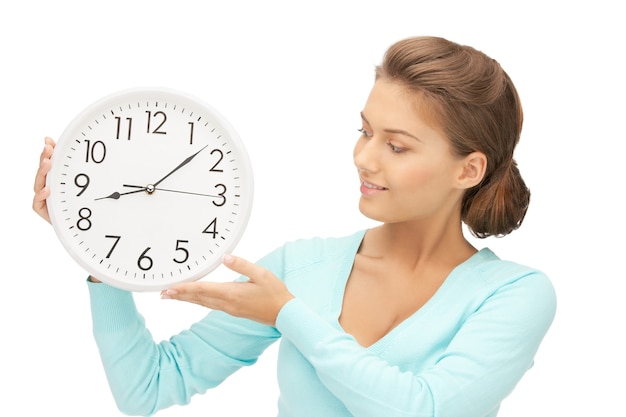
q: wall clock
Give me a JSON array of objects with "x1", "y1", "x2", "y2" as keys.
[{"x1": 46, "y1": 87, "x2": 254, "y2": 291}]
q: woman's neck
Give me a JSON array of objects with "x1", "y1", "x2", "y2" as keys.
[{"x1": 362, "y1": 218, "x2": 476, "y2": 272}]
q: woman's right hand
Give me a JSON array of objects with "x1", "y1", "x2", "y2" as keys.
[{"x1": 33, "y1": 137, "x2": 55, "y2": 224}]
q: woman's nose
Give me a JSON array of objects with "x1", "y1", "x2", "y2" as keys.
[{"x1": 353, "y1": 136, "x2": 380, "y2": 172}]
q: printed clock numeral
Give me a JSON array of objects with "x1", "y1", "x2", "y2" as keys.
[
  {"x1": 173, "y1": 240, "x2": 190, "y2": 264},
  {"x1": 212, "y1": 184, "x2": 227, "y2": 207},
  {"x1": 210, "y1": 149, "x2": 224, "y2": 172},
  {"x1": 203, "y1": 218, "x2": 219, "y2": 238},
  {"x1": 137, "y1": 247, "x2": 154, "y2": 271},
  {"x1": 146, "y1": 111, "x2": 167, "y2": 134},
  {"x1": 77, "y1": 207, "x2": 93, "y2": 231},
  {"x1": 115, "y1": 116, "x2": 132, "y2": 140},
  {"x1": 74, "y1": 173, "x2": 90, "y2": 196},
  {"x1": 105, "y1": 235, "x2": 121, "y2": 258},
  {"x1": 84, "y1": 140, "x2": 106, "y2": 163}
]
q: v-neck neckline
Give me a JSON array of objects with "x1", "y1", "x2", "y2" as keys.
[{"x1": 331, "y1": 229, "x2": 494, "y2": 351}]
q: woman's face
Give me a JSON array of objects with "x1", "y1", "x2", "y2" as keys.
[{"x1": 354, "y1": 79, "x2": 468, "y2": 225}]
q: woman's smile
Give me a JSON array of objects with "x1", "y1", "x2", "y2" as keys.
[{"x1": 360, "y1": 178, "x2": 388, "y2": 196}]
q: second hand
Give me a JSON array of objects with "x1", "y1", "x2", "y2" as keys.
[{"x1": 122, "y1": 184, "x2": 220, "y2": 198}]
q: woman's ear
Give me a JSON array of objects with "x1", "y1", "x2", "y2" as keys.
[{"x1": 457, "y1": 151, "x2": 487, "y2": 189}]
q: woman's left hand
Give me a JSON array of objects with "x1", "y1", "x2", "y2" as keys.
[{"x1": 161, "y1": 254, "x2": 294, "y2": 326}]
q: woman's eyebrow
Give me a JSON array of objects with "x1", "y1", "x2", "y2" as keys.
[{"x1": 360, "y1": 112, "x2": 422, "y2": 142}]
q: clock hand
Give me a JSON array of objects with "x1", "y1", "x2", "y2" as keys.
[
  {"x1": 152, "y1": 145, "x2": 209, "y2": 187},
  {"x1": 154, "y1": 188, "x2": 222, "y2": 198},
  {"x1": 95, "y1": 146, "x2": 210, "y2": 202},
  {"x1": 94, "y1": 188, "x2": 146, "y2": 201},
  {"x1": 123, "y1": 184, "x2": 221, "y2": 198}
]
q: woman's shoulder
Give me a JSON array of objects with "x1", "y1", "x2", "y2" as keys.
[
  {"x1": 472, "y1": 248, "x2": 552, "y2": 285},
  {"x1": 282, "y1": 229, "x2": 366, "y2": 254},
  {"x1": 256, "y1": 230, "x2": 366, "y2": 275},
  {"x1": 465, "y1": 248, "x2": 556, "y2": 312}
]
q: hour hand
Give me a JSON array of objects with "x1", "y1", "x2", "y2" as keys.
[{"x1": 95, "y1": 187, "x2": 146, "y2": 200}]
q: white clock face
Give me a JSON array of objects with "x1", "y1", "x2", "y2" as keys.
[{"x1": 47, "y1": 88, "x2": 253, "y2": 291}]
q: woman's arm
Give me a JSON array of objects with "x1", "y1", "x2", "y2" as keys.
[
  {"x1": 275, "y1": 271, "x2": 556, "y2": 417},
  {"x1": 88, "y1": 281, "x2": 280, "y2": 416}
]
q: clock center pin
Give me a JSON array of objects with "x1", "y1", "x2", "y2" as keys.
[{"x1": 146, "y1": 184, "x2": 156, "y2": 194}]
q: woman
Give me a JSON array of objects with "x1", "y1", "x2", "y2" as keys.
[{"x1": 33, "y1": 36, "x2": 556, "y2": 417}]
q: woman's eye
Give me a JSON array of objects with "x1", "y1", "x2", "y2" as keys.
[
  {"x1": 388, "y1": 142, "x2": 405, "y2": 153},
  {"x1": 357, "y1": 128, "x2": 372, "y2": 138}
]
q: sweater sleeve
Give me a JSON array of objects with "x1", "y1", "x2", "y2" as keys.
[
  {"x1": 88, "y1": 281, "x2": 280, "y2": 416},
  {"x1": 275, "y1": 270, "x2": 556, "y2": 417}
]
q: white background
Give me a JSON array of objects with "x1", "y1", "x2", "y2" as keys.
[{"x1": 2, "y1": 0, "x2": 624, "y2": 415}]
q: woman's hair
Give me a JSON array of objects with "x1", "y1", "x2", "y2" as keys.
[{"x1": 375, "y1": 36, "x2": 530, "y2": 238}]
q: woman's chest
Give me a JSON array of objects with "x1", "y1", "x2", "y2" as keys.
[{"x1": 337, "y1": 259, "x2": 448, "y2": 348}]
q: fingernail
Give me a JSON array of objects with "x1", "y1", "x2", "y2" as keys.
[
  {"x1": 166, "y1": 289, "x2": 178, "y2": 295},
  {"x1": 222, "y1": 254, "x2": 234, "y2": 265}
]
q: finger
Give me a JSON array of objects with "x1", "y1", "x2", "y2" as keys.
[
  {"x1": 34, "y1": 142, "x2": 54, "y2": 192},
  {"x1": 33, "y1": 185, "x2": 51, "y2": 223},
  {"x1": 34, "y1": 156, "x2": 51, "y2": 192},
  {"x1": 222, "y1": 254, "x2": 268, "y2": 281},
  {"x1": 38, "y1": 137, "x2": 55, "y2": 165},
  {"x1": 161, "y1": 281, "x2": 233, "y2": 309}
]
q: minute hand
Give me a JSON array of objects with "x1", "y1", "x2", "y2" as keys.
[{"x1": 153, "y1": 145, "x2": 209, "y2": 187}]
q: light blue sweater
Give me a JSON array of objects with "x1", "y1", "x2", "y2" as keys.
[{"x1": 88, "y1": 230, "x2": 556, "y2": 417}]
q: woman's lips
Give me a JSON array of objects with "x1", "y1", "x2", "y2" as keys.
[{"x1": 360, "y1": 178, "x2": 387, "y2": 195}]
